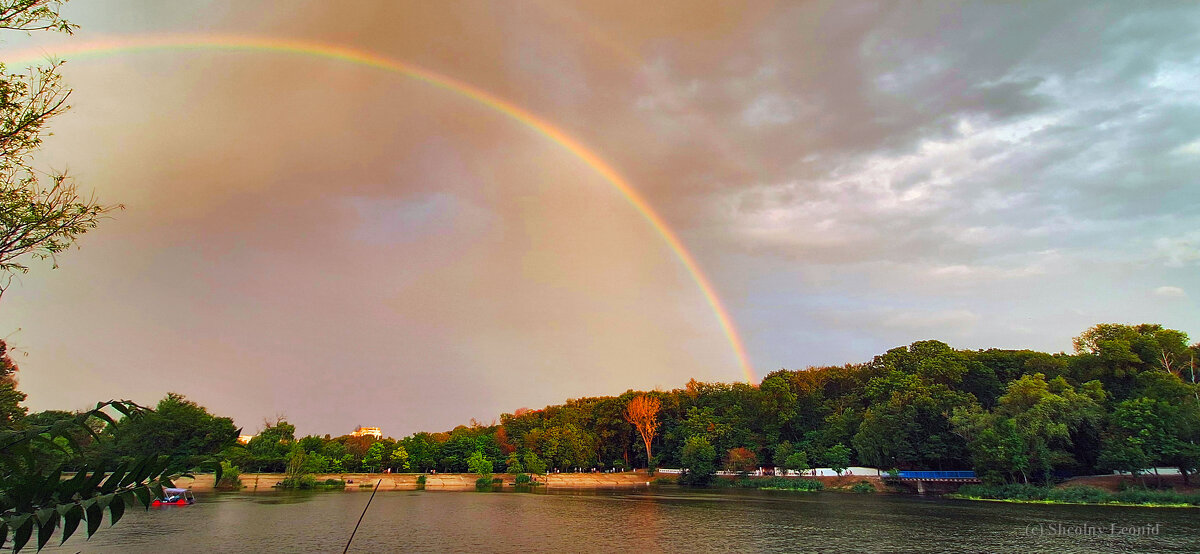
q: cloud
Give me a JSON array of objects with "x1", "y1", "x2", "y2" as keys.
[
  {"x1": 1153, "y1": 286, "x2": 1188, "y2": 299},
  {"x1": 5, "y1": 0, "x2": 1200, "y2": 434},
  {"x1": 881, "y1": 309, "x2": 981, "y2": 331},
  {"x1": 1155, "y1": 232, "x2": 1200, "y2": 267},
  {"x1": 819, "y1": 307, "x2": 982, "y2": 339}
]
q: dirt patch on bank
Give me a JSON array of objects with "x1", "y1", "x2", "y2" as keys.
[{"x1": 1062, "y1": 474, "x2": 1198, "y2": 493}]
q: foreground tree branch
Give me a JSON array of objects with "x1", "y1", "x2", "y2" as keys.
[{"x1": 0, "y1": 0, "x2": 119, "y2": 302}]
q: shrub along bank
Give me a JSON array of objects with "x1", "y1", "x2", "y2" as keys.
[{"x1": 950, "y1": 483, "x2": 1200, "y2": 507}]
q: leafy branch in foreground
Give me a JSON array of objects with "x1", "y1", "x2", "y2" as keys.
[
  {"x1": 0, "y1": 0, "x2": 121, "y2": 299},
  {"x1": 0, "y1": 400, "x2": 221, "y2": 552}
]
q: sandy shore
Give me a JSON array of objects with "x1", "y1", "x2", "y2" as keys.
[{"x1": 173, "y1": 472, "x2": 659, "y2": 492}]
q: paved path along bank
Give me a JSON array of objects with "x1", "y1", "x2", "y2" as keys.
[{"x1": 173, "y1": 472, "x2": 657, "y2": 492}]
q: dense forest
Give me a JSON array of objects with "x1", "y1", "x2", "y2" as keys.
[{"x1": 4, "y1": 323, "x2": 1198, "y2": 487}]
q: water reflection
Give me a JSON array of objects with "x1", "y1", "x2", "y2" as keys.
[{"x1": 38, "y1": 488, "x2": 1200, "y2": 553}]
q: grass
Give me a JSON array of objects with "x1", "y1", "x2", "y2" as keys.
[
  {"x1": 275, "y1": 476, "x2": 346, "y2": 490},
  {"x1": 850, "y1": 480, "x2": 876, "y2": 493},
  {"x1": 950, "y1": 483, "x2": 1200, "y2": 507},
  {"x1": 726, "y1": 476, "x2": 825, "y2": 492}
]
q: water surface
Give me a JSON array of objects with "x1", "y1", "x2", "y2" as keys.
[{"x1": 42, "y1": 488, "x2": 1200, "y2": 552}]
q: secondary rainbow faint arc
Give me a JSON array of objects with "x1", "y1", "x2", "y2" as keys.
[{"x1": 1, "y1": 34, "x2": 756, "y2": 384}]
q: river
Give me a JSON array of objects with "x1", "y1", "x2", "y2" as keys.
[{"x1": 40, "y1": 488, "x2": 1200, "y2": 552}]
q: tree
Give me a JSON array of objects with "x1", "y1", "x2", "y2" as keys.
[
  {"x1": 362, "y1": 441, "x2": 388, "y2": 473},
  {"x1": 106, "y1": 393, "x2": 238, "y2": 467},
  {"x1": 825, "y1": 443, "x2": 851, "y2": 476},
  {"x1": 624, "y1": 394, "x2": 661, "y2": 468},
  {"x1": 0, "y1": 0, "x2": 120, "y2": 298},
  {"x1": 522, "y1": 450, "x2": 546, "y2": 475},
  {"x1": 0, "y1": 339, "x2": 26, "y2": 428},
  {"x1": 282, "y1": 445, "x2": 309, "y2": 487},
  {"x1": 244, "y1": 418, "x2": 296, "y2": 472},
  {"x1": 772, "y1": 441, "x2": 793, "y2": 470},
  {"x1": 1, "y1": 401, "x2": 222, "y2": 552},
  {"x1": 467, "y1": 450, "x2": 493, "y2": 484},
  {"x1": 950, "y1": 408, "x2": 1028, "y2": 484},
  {"x1": 724, "y1": 447, "x2": 757, "y2": 474},
  {"x1": 784, "y1": 451, "x2": 809, "y2": 474},
  {"x1": 391, "y1": 445, "x2": 410, "y2": 472},
  {"x1": 1098, "y1": 440, "x2": 1150, "y2": 487},
  {"x1": 678, "y1": 436, "x2": 716, "y2": 485},
  {"x1": 996, "y1": 374, "x2": 1104, "y2": 482},
  {"x1": 504, "y1": 452, "x2": 523, "y2": 474}
]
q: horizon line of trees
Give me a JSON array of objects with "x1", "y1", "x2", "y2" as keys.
[{"x1": 7, "y1": 322, "x2": 1198, "y2": 488}]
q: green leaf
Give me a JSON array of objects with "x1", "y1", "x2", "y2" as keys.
[
  {"x1": 61, "y1": 467, "x2": 88, "y2": 496},
  {"x1": 89, "y1": 409, "x2": 117, "y2": 428},
  {"x1": 146, "y1": 456, "x2": 171, "y2": 481},
  {"x1": 108, "y1": 494, "x2": 125, "y2": 526},
  {"x1": 130, "y1": 455, "x2": 156, "y2": 484},
  {"x1": 82, "y1": 466, "x2": 108, "y2": 494},
  {"x1": 0, "y1": 521, "x2": 7, "y2": 550},
  {"x1": 111, "y1": 402, "x2": 132, "y2": 419},
  {"x1": 120, "y1": 457, "x2": 147, "y2": 487},
  {"x1": 132, "y1": 485, "x2": 152, "y2": 508},
  {"x1": 84, "y1": 501, "x2": 103, "y2": 538},
  {"x1": 42, "y1": 464, "x2": 65, "y2": 492},
  {"x1": 149, "y1": 482, "x2": 165, "y2": 503},
  {"x1": 35, "y1": 509, "x2": 57, "y2": 551},
  {"x1": 100, "y1": 462, "x2": 130, "y2": 494},
  {"x1": 59, "y1": 504, "x2": 83, "y2": 545},
  {"x1": 11, "y1": 515, "x2": 33, "y2": 554}
]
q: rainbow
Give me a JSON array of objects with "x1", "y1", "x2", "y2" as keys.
[{"x1": 1, "y1": 34, "x2": 756, "y2": 383}]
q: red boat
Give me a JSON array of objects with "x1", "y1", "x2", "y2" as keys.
[{"x1": 152, "y1": 488, "x2": 196, "y2": 506}]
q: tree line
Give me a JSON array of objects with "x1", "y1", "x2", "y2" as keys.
[{"x1": 7, "y1": 322, "x2": 1196, "y2": 489}]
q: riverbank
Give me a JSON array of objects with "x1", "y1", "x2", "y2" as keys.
[
  {"x1": 714, "y1": 474, "x2": 888, "y2": 492},
  {"x1": 173, "y1": 472, "x2": 657, "y2": 492},
  {"x1": 946, "y1": 482, "x2": 1200, "y2": 508},
  {"x1": 171, "y1": 471, "x2": 895, "y2": 493}
]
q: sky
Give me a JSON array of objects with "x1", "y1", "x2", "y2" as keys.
[{"x1": 1, "y1": 1, "x2": 1197, "y2": 437}]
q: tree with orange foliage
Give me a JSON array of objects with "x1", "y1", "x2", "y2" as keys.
[
  {"x1": 724, "y1": 447, "x2": 758, "y2": 474},
  {"x1": 624, "y1": 394, "x2": 661, "y2": 467}
]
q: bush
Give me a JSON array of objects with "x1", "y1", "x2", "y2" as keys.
[
  {"x1": 515, "y1": 473, "x2": 532, "y2": 484},
  {"x1": 955, "y1": 483, "x2": 1046, "y2": 501},
  {"x1": 416, "y1": 475, "x2": 426, "y2": 485},
  {"x1": 1046, "y1": 486, "x2": 1108, "y2": 504},
  {"x1": 851, "y1": 480, "x2": 875, "y2": 493},
  {"x1": 468, "y1": 450, "x2": 493, "y2": 482},
  {"x1": 277, "y1": 474, "x2": 318, "y2": 489},
  {"x1": 475, "y1": 477, "x2": 494, "y2": 490},
  {"x1": 953, "y1": 483, "x2": 1200, "y2": 506},
  {"x1": 679, "y1": 436, "x2": 717, "y2": 486},
  {"x1": 216, "y1": 461, "x2": 242, "y2": 489},
  {"x1": 753, "y1": 477, "x2": 824, "y2": 491},
  {"x1": 1113, "y1": 488, "x2": 1200, "y2": 506},
  {"x1": 323, "y1": 479, "x2": 345, "y2": 486},
  {"x1": 724, "y1": 447, "x2": 758, "y2": 475}
]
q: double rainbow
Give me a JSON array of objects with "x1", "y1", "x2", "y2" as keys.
[{"x1": 1, "y1": 34, "x2": 756, "y2": 384}]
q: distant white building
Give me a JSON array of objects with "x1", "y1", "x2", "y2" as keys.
[{"x1": 351, "y1": 426, "x2": 382, "y2": 439}]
